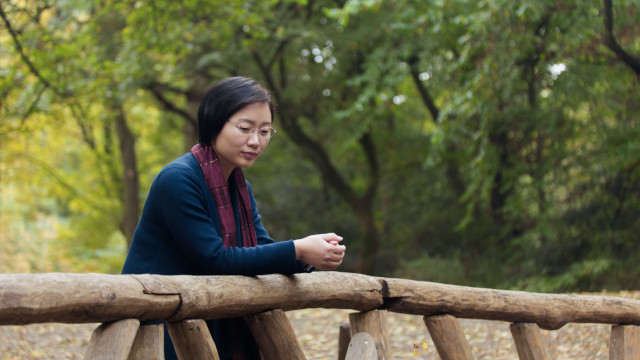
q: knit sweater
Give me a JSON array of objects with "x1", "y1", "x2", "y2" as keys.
[{"x1": 122, "y1": 152, "x2": 304, "y2": 359}]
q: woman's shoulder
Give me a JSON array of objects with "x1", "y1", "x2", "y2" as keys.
[
  {"x1": 159, "y1": 153, "x2": 198, "y2": 175},
  {"x1": 154, "y1": 153, "x2": 202, "y2": 186}
]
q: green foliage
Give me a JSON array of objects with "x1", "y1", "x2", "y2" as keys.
[
  {"x1": 393, "y1": 253, "x2": 468, "y2": 286},
  {"x1": 1, "y1": 0, "x2": 639, "y2": 290}
]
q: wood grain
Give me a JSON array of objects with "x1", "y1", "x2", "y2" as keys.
[
  {"x1": 345, "y1": 332, "x2": 378, "y2": 360},
  {"x1": 510, "y1": 323, "x2": 549, "y2": 360},
  {"x1": 83, "y1": 319, "x2": 139, "y2": 360},
  {"x1": 166, "y1": 319, "x2": 219, "y2": 360},
  {"x1": 338, "y1": 322, "x2": 352, "y2": 360},
  {"x1": 349, "y1": 310, "x2": 389, "y2": 360},
  {"x1": 127, "y1": 323, "x2": 164, "y2": 360},
  {"x1": 424, "y1": 315, "x2": 473, "y2": 360},
  {"x1": 381, "y1": 277, "x2": 640, "y2": 330},
  {"x1": 610, "y1": 325, "x2": 640, "y2": 360},
  {"x1": 3, "y1": 272, "x2": 640, "y2": 333},
  {"x1": 244, "y1": 309, "x2": 306, "y2": 360}
]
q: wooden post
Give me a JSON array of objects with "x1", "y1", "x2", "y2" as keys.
[
  {"x1": 510, "y1": 323, "x2": 549, "y2": 360},
  {"x1": 345, "y1": 332, "x2": 378, "y2": 360},
  {"x1": 610, "y1": 325, "x2": 640, "y2": 360},
  {"x1": 424, "y1": 314, "x2": 473, "y2": 360},
  {"x1": 338, "y1": 322, "x2": 352, "y2": 360},
  {"x1": 83, "y1": 319, "x2": 140, "y2": 360},
  {"x1": 244, "y1": 309, "x2": 306, "y2": 360},
  {"x1": 127, "y1": 323, "x2": 164, "y2": 360},
  {"x1": 348, "y1": 310, "x2": 389, "y2": 360},
  {"x1": 166, "y1": 319, "x2": 220, "y2": 360}
]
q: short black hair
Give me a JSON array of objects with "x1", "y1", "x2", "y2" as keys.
[{"x1": 198, "y1": 76, "x2": 274, "y2": 145}]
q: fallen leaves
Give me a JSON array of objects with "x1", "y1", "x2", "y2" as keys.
[{"x1": 0, "y1": 323, "x2": 96, "y2": 360}]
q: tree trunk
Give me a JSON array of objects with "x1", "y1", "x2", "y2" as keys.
[
  {"x1": 356, "y1": 202, "x2": 380, "y2": 275},
  {"x1": 112, "y1": 102, "x2": 139, "y2": 248},
  {"x1": 183, "y1": 92, "x2": 200, "y2": 151}
]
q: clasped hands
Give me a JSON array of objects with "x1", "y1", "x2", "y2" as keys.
[{"x1": 294, "y1": 233, "x2": 346, "y2": 271}]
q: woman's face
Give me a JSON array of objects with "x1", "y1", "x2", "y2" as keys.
[{"x1": 212, "y1": 102, "x2": 273, "y2": 179}]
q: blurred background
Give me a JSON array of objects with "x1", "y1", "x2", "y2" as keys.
[{"x1": 1, "y1": 0, "x2": 638, "y2": 292}]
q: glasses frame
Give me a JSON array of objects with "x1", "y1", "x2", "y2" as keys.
[{"x1": 229, "y1": 121, "x2": 277, "y2": 139}]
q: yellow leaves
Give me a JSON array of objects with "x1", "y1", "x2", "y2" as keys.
[
  {"x1": 30, "y1": 349, "x2": 46, "y2": 357},
  {"x1": 411, "y1": 340, "x2": 429, "y2": 355},
  {"x1": 0, "y1": 323, "x2": 96, "y2": 359},
  {"x1": 183, "y1": 32, "x2": 195, "y2": 41}
]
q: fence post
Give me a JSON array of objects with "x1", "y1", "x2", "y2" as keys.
[
  {"x1": 244, "y1": 309, "x2": 306, "y2": 360},
  {"x1": 510, "y1": 323, "x2": 549, "y2": 360},
  {"x1": 610, "y1": 325, "x2": 640, "y2": 360},
  {"x1": 338, "y1": 322, "x2": 352, "y2": 360},
  {"x1": 349, "y1": 310, "x2": 390, "y2": 360},
  {"x1": 83, "y1": 319, "x2": 140, "y2": 360},
  {"x1": 424, "y1": 314, "x2": 473, "y2": 360},
  {"x1": 345, "y1": 332, "x2": 378, "y2": 360},
  {"x1": 127, "y1": 323, "x2": 164, "y2": 360},
  {"x1": 166, "y1": 319, "x2": 220, "y2": 360}
]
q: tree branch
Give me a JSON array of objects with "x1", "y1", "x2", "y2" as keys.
[
  {"x1": 70, "y1": 104, "x2": 96, "y2": 150},
  {"x1": 359, "y1": 131, "x2": 379, "y2": 205},
  {"x1": 285, "y1": 109, "x2": 363, "y2": 208},
  {"x1": 407, "y1": 53, "x2": 440, "y2": 122},
  {"x1": 248, "y1": 24, "x2": 370, "y2": 212},
  {"x1": 23, "y1": 154, "x2": 105, "y2": 211},
  {"x1": 602, "y1": 0, "x2": 640, "y2": 77},
  {"x1": 0, "y1": 2, "x2": 67, "y2": 96},
  {"x1": 149, "y1": 82, "x2": 189, "y2": 96},
  {"x1": 146, "y1": 84, "x2": 197, "y2": 126},
  {"x1": 19, "y1": 84, "x2": 47, "y2": 128},
  {"x1": 266, "y1": 38, "x2": 290, "y2": 71},
  {"x1": 252, "y1": 50, "x2": 279, "y2": 94}
]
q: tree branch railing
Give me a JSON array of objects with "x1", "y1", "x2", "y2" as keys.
[{"x1": 1, "y1": 272, "x2": 640, "y2": 359}]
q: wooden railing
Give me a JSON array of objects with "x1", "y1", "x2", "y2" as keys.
[{"x1": 2, "y1": 272, "x2": 640, "y2": 359}]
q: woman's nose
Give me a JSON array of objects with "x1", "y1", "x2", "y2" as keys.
[{"x1": 246, "y1": 131, "x2": 261, "y2": 145}]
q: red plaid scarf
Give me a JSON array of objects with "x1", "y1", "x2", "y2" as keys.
[
  {"x1": 191, "y1": 143, "x2": 260, "y2": 360},
  {"x1": 191, "y1": 144, "x2": 258, "y2": 249}
]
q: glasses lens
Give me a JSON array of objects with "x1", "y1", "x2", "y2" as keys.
[{"x1": 260, "y1": 127, "x2": 275, "y2": 138}]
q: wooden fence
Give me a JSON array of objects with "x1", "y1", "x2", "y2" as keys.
[{"x1": 1, "y1": 272, "x2": 640, "y2": 359}]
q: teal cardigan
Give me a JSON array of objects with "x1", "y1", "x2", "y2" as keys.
[{"x1": 122, "y1": 152, "x2": 305, "y2": 359}]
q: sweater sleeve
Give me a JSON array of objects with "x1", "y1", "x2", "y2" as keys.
[{"x1": 153, "y1": 163, "x2": 300, "y2": 275}]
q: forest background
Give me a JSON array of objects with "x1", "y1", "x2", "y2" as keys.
[{"x1": 1, "y1": 0, "x2": 638, "y2": 293}]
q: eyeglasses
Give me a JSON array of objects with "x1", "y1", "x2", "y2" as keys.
[{"x1": 230, "y1": 121, "x2": 277, "y2": 139}]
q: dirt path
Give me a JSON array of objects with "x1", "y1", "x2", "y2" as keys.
[{"x1": 1, "y1": 308, "x2": 613, "y2": 359}]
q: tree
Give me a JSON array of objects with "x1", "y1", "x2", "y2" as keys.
[{"x1": 1, "y1": 0, "x2": 638, "y2": 290}]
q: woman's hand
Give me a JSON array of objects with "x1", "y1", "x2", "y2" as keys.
[{"x1": 294, "y1": 233, "x2": 346, "y2": 270}]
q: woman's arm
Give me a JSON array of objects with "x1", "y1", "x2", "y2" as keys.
[{"x1": 155, "y1": 164, "x2": 299, "y2": 275}]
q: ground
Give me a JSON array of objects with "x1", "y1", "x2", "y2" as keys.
[{"x1": 1, "y1": 291, "x2": 637, "y2": 359}]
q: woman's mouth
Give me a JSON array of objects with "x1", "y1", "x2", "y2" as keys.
[{"x1": 242, "y1": 152, "x2": 259, "y2": 159}]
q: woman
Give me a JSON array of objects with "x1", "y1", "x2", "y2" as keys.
[{"x1": 122, "y1": 76, "x2": 346, "y2": 359}]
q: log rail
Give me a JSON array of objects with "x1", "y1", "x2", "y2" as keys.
[{"x1": 1, "y1": 272, "x2": 639, "y2": 359}]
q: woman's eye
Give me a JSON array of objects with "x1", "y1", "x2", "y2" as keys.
[
  {"x1": 259, "y1": 129, "x2": 271, "y2": 136},
  {"x1": 239, "y1": 126, "x2": 252, "y2": 132}
]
